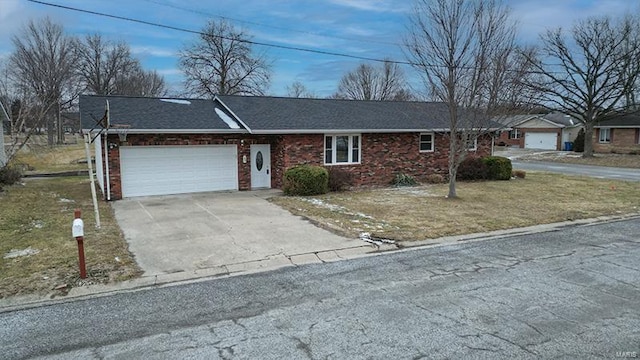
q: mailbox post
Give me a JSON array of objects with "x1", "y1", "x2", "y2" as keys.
[{"x1": 72, "y1": 209, "x2": 87, "y2": 279}]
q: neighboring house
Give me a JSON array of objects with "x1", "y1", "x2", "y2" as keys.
[
  {"x1": 0, "y1": 101, "x2": 8, "y2": 166},
  {"x1": 79, "y1": 95, "x2": 495, "y2": 200},
  {"x1": 496, "y1": 112, "x2": 583, "y2": 151},
  {"x1": 594, "y1": 113, "x2": 640, "y2": 154}
]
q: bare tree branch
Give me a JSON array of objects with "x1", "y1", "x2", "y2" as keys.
[
  {"x1": 405, "y1": 0, "x2": 524, "y2": 199},
  {"x1": 179, "y1": 19, "x2": 271, "y2": 97},
  {"x1": 334, "y1": 60, "x2": 412, "y2": 101},
  {"x1": 521, "y1": 14, "x2": 640, "y2": 157}
]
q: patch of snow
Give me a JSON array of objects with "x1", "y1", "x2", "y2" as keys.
[
  {"x1": 59, "y1": 198, "x2": 75, "y2": 203},
  {"x1": 31, "y1": 220, "x2": 44, "y2": 229},
  {"x1": 4, "y1": 247, "x2": 40, "y2": 259},
  {"x1": 215, "y1": 108, "x2": 241, "y2": 129},
  {"x1": 160, "y1": 99, "x2": 191, "y2": 105}
]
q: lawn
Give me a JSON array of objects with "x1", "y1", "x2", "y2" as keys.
[
  {"x1": 514, "y1": 151, "x2": 640, "y2": 169},
  {"x1": 10, "y1": 141, "x2": 88, "y2": 174},
  {"x1": 0, "y1": 177, "x2": 141, "y2": 298},
  {"x1": 271, "y1": 173, "x2": 640, "y2": 241}
]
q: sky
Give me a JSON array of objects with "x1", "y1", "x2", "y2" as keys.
[{"x1": 0, "y1": 0, "x2": 637, "y2": 98}]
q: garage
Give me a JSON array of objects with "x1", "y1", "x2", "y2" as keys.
[
  {"x1": 525, "y1": 132, "x2": 558, "y2": 150},
  {"x1": 119, "y1": 145, "x2": 238, "y2": 198}
]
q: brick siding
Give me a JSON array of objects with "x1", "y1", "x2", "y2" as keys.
[
  {"x1": 105, "y1": 132, "x2": 492, "y2": 200},
  {"x1": 593, "y1": 128, "x2": 640, "y2": 153}
]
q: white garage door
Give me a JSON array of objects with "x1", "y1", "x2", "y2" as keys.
[
  {"x1": 525, "y1": 132, "x2": 557, "y2": 150},
  {"x1": 120, "y1": 145, "x2": 238, "y2": 198}
]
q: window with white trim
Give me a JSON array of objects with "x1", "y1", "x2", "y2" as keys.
[
  {"x1": 599, "y1": 128, "x2": 611, "y2": 143},
  {"x1": 509, "y1": 129, "x2": 520, "y2": 139},
  {"x1": 325, "y1": 134, "x2": 360, "y2": 164},
  {"x1": 419, "y1": 133, "x2": 434, "y2": 152},
  {"x1": 466, "y1": 137, "x2": 478, "y2": 151}
]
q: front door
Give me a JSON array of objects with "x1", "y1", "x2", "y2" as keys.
[{"x1": 250, "y1": 144, "x2": 271, "y2": 189}]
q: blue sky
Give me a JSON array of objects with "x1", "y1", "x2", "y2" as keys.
[{"x1": 0, "y1": 0, "x2": 636, "y2": 98}]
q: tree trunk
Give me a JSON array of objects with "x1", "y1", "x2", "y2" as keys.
[
  {"x1": 583, "y1": 122, "x2": 595, "y2": 158},
  {"x1": 46, "y1": 112, "x2": 54, "y2": 147},
  {"x1": 448, "y1": 165, "x2": 458, "y2": 198}
]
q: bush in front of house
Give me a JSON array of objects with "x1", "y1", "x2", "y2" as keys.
[
  {"x1": 0, "y1": 165, "x2": 23, "y2": 191},
  {"x1": 283, "y1": 165, "x2": 329, "y2": 196},
  {"x1": 391, "y1": 173, "x2": 418, "y2": 187},
  {"x1": 456, "y1": 157, "x2": 489, "y2": 181},
  {"x1": 573, "y1": 129, "x2": 585, "y2": 153},
  {"x1": 512, "y1": 170, "x2": 526, "y2": 179},
  {"x1": 327, "y1": 167, "x2": 354, "y2": 192},
  {"x1": 482, "y1": 156, "x2": 512, "y2": 180},
  {"x1": 425, "y1": 173, "x2": 446, "y2": 184}
]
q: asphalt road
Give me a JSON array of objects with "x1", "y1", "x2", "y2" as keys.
[
  {"x1": 2, "y1": 219, "x2": 640, "y2": 359},
  {"x1": 512, "y1": 160, "x2": 640, "y2": 181}
]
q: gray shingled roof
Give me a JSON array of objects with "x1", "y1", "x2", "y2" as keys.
[
  {"x1": 217, "y1": 95, "x2": 451, "y2": 132},
  {"x1": 543, "y1": 112, "x2": 581, "y2": 127},
  {"x1": 80, "y1": 94, "x2": 496, "y2": 133},
  {"x1": 80, "y1": 95, "x2": 244, "y2": 131},
  {"x1": 596, "y1": 113, "x2": 640, "y2": 127}
]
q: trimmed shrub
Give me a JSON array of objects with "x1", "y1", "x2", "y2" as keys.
[
  {"x1": 327, "y1": 166, "x2": 354, "y2": 192},
  {"x1": 391, "y1": 173, "x2": 418, "y2": 187},
  {"x1": 512, "y1": 170, "x2": 526, "y2": 179},
  {"x1": 482, "y1": 156, "x2": 512, "y2": 180},
  {"x1": 283, "y1": 165, "x2": 329, "y2": 196},
  {"x1": 424, "y1": 173, "x2": 446, "y2": 184},
  {"x1": 0, "y1": 165, "x2": 22, "y2": 186},
  {"x1": 573, "y1": 129, "x2": 585, "y2": 153},
  {"x1": 457, "y1": 157, "x2": 489, "y2": 181}
]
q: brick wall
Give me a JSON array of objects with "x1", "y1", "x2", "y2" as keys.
[
  {"x1": 594, "y1": 128, "x2": 640, "y2": 153},
  {"x1": 278, "y1": 133, "x2": 491, "y2": 186},
  {"x1": 105, "y1": 132, "x2": 493, "y2": 200},
  {"x1": 496, "y1": 128, "x2": 562, "y2": 149}
]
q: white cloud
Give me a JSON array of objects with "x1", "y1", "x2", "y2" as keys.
[
  {"x1": 130, "y1": 45, "x2": 176, "y2": 58},
  {"x1": 328, "y1": 0, "x2": 410, "y2": 13}
]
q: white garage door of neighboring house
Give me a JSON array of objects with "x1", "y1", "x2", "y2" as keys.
[
  {"x1": 120, "y1": 145, "x2": 238, "y2": 198},
  {"x1": 525, "y1": 132, "x2": 557, "y2": 150}
]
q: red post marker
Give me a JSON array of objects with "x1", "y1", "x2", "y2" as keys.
[{"x1": 72, "y1": 209, "x2": 87, "y2": 279}]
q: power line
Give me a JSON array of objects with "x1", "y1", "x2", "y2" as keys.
[
  {"x1": 27, "y1": 0, "x2": 412, "y2": 66},
  {"x1": 26, "y1": 0, "x2": 565, "y2": 75},
  {"x1": 141, "y1": 0, "x2": 403, "y2": 48}
]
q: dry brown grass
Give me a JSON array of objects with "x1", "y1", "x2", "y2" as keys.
[
  {"x1": 0, "y1": 177, "x2": 141, "y2": 298},
  {"x1": 11, "y1": 143, "x2": 88, "y2": 174},
  {"x1": 271, "y1": 173, "x2": 640, "y2": 241}
]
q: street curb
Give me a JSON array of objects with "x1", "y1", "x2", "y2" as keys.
[{"x1": 1, "y1": 212, "x2": 638, "y2": 313}]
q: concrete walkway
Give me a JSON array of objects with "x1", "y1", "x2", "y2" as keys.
[{"x1": 111, "y1": 190, "x2": 368, "y2": 276}]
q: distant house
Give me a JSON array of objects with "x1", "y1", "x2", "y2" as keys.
[
  {"x1": 496, "y1": 112, "x2": 583, "y2": 151},
  {"x1": 80, "y1": 95, "x2": 497, "y2": 200},
  {"x1": 594, "y1": 113, "x2": 640, "y2": 154},
  {"x1": 0, "y1": 101, "x2": 8, "y2": 166}
]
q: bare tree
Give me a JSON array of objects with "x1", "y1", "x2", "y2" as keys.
[
  {"x1": 76, "y1": 34, "x2": 167, "y2": 97},
  {"x1": 8, "y1": 17, "x2": 79, "y2": 146},
  {"x1": 114, "y1": 65, "x2": 168, "y2": 97},
  {"x1": 522, "y1": 15, "x2": 640, "y2": 157},
  {"x1": 405, "y1": 0, "x2": 521, "y2": 198},
  {"x1": 76, "y1": 34, "x2": 137, "y2": 95},
  {"x1": 334, "y1": 61, "x2": 412, "y2": 100},
  {"x1": 179, "y1": 20, "x2": 271, "y2": 97},
  {"x1": 0, "y1": 62, "x2": 58, "y2": 166},
  {"x1": 286, "y1": 81, "x2": 315, "y2": 98}
]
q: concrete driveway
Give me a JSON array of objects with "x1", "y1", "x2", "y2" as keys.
[{"x1": 112, "y1": 191, "x2": 362, "y2": 276}]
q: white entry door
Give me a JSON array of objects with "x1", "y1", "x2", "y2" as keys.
[{"x1": 250, "y1": 144, "x2": 271, "y2": 189}]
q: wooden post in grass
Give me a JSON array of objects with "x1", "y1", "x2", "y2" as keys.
[{"x1": 72, "y1": 209, "x2": 87, "y2": 279}]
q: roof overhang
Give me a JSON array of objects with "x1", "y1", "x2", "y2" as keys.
[
  {"x1": 83, "y1": 128, "x2": 250, "y2": 134},
  {"x1": 594, "y1": 125, "x2": 640, "y2": 128}
]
